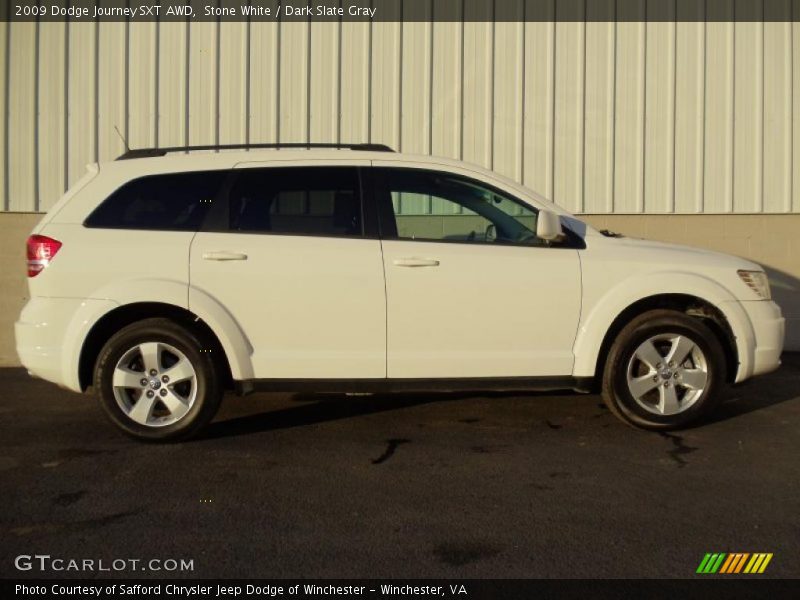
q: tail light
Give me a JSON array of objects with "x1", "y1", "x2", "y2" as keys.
[{"x1": 26, "y1": 235, "x2": 62, "y2": 277}]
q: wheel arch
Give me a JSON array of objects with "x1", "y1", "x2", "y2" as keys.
[
  {"x1": 589, "y1": 294, "x2": 739, "y2": 390},
  {"x1": 573, "y1": 273, "x2": 754, "y2": 387},
  {"x1": 78, "y1": 301, "x2": 250, "y2": 392}
]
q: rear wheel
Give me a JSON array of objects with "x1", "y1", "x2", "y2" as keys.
[
  {"x1": 602, "y1": 309, "x2": 727, "y2": 430},
  {"x1": 94, "y1": 318, "x2": 223, "y2": 441}
]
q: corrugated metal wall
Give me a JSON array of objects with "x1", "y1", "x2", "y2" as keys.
[{"x1": 2, "y1": 3, "x2": 799, "y2": 214}]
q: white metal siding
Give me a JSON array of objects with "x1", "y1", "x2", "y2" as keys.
[{"x1": 2, "y1": 7, "x2": 799, "y2": 214}]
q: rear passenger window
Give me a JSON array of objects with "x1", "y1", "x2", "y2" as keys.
[
  {"x1": 229, "y1": 167, "x2": 362, "y2": 237},
  {"x1": 84, "y1": 171, "x2": 228, "y2": 231}
]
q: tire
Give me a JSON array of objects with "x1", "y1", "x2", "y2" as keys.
[
  {"x1": 601, "y1": 309, "x2": 727, "y2": 430},
  {"x1": 94, "y1": 318, "x2": 223, "y2": 442}
]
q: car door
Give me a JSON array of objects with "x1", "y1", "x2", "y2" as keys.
[
  {"x1": 373, "y1": 164, "x2": 582, "y2": 379},
  {"x1": 189, "y1": 163, "x2": 386, "y2": 379}
]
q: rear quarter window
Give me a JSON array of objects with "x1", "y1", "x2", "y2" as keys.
[{"x1": 84, "y1": 170, "x2": 229, "y2": 230}]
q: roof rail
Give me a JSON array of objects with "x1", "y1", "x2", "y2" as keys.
[{"x1": 117, "y1": 143, "x2": 395, "y2": 160}]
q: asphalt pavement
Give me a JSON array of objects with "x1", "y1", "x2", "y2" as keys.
[{"x1": 1, "y1": 356, "x2": 798, "y2": 579}]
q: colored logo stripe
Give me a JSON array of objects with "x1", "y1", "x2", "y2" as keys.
[
  {"x1": 719, "y1": 553, "x2": 749, "y2": 573},
  {"x1": 697, "y1": 553, "x2": 726, "y2": 573},
  {"x1": 697, "y1": 553, "x2": 773, "y2": 574},
  {"x1": 744, "y1": 553, "x2": 773, "y2": 574}
]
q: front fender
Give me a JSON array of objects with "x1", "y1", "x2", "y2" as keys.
[{"x1": 572, "y1": 272, "x2": 755, "y2": 383}]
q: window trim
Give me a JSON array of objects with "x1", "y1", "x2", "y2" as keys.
[{"x1": 372, "y1": 166, "x2": 585, "y2": 250}]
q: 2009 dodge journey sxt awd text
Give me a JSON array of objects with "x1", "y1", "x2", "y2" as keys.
[{"x1": 15, "y1": 143, "x2": 785, "y2": 441}]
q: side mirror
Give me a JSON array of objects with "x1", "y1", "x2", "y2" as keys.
[{"x1": 536, "y1": 209, "x2": 564, "y2": 241}]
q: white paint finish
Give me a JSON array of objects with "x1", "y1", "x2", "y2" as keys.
[
  {"x1": 29, "y1": 222, "x2": 193, "y2": 303},
  {"x1": 373, "y1": 152, "x2": 588, "y2": 377},
  {"x1": 191, "y1": 233, "x2": 387, "y2": 379},
  {"x1": 0, "y1": 16, "x2": 798, "y2": 215},
  {"x1": 763, "y1": 16, "x2": 793, "y2": 213},
  {"x1": 37, "y1": 22, "x2": 67, "y2": 210},
  {"x1": 16, "y1": 296, "x2": 117, "y2": 392},
  {"x1": 572, "y1": 235, "x2": 766, "y2": 383},
  {"x1": 8, "y1": 22, "x2": 37, "y2": 211},
  {"x1": 14, "y1": 148, "x2": 787, "y2": 392},
  {"x1": 381, "y1": 239, "x2": 581, "y2": 378}
]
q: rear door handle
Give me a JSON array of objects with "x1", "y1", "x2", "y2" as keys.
[
  {"x1": 202, "y1": 251, "x2": 248, "y2": 261},
  {"x1": 393, "y1": 258, "x2": 440, "y2": 268}
]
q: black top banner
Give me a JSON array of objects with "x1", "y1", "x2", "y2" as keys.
[{"x1": 2, "y1": 0, "x2": 797, "y2": 23}]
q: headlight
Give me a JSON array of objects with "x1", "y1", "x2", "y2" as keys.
[{"x1": 737, "y1": 270, "x2": 771, "y2": 300}]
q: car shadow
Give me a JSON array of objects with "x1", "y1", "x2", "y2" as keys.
[
  {"x1": 199, "y1": 355, "x2": 798, "y2": 440},
  {"x1": 200, "y1": 389, "x2": 574, "y2": 441},
  {"x1": 698, "y1": 352, "x2": 800, "y2": 427}
]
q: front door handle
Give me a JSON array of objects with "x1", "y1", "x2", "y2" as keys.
[
  {"x1": 202, "y1": 251, "x2": 248, "y2": 261},
  {"x1": 393, "y1": 258, "x2": 440, "y2": 268}
]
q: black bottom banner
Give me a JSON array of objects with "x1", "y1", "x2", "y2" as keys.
[{"x1": 3, "y1": 579, "x2": 798, "y2": 600}]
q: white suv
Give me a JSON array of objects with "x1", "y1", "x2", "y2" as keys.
[{"x1": 15, "y1": 144, "x2": 785, "y2": 441}]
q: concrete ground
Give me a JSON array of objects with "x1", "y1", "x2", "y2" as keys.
[{"x1": 0, "y1": 356, "x2": 798, "y2": 579}]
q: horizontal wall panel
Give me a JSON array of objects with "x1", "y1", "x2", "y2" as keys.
[{"x1": 0, "y1": 15, "x2": 797, "y2": 214}]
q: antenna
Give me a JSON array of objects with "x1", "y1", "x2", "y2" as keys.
[{"x1": 113, "y1": 126, "x2": 130, "y2": 152}]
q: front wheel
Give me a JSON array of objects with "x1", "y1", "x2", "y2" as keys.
[
  {"x1": 94, "y1": 318, "x2": 223, "y2": 442},
  {"x1": 602, "y1": 309, "x2": 727, "y2": 430}
]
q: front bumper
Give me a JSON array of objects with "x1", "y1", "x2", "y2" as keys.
[{"x1": 739, "y1": 300, "x2": 785, "y2": 378}]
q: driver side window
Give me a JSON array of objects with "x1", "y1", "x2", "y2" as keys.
[{"x1": 378, "y1": 168, "x2": 541, "y2": 245}]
